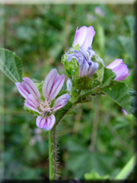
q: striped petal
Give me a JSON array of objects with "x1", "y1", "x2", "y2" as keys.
[
  {"x1": 73, "y1": 26, "x2": 87, "y2": 48},
  {"x1": 79, "y1": 59, "x2": 89, "y2": 77},
  {"x1": 107, "y1": 59, "x2": 123, "y2": 69},
  {"x1": 107, "y1": 59, "x2": 130, "y2": 81},
  {"x1": 73, "y1": 26, "x2": 95, "y2": 51},
  {"x1": 53, "y1": 94, "x2": 70, "y2": 112},
  {"x1": 25, "y1": 94, "x2": 40, "y2": 113},
  {"x1": 82, "y1": 26, "x2": 96, "y2": 50},
  {"x1": 113, "y1": 63, "x2": 130, "y2": 81},
  {"x1": 36, "y1": 114, "x2": 55, "y2": 131},
  {"x1": 42, "y1": 69, "x2": 65, "y2": 101},
  {"x1": 87, "y1": 62, "x2": 99, "y2": 78},
  {"x1": 16, "y1": 77, "x2": 41, "y2": 100}
]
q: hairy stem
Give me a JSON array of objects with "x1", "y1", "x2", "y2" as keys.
[
  {"x1": 48, "y1": 130, "x2": 54, "y2": 180},
  {"x1": 53, "y1": 126, "x2": 58, "y2": 180},
  {"x1": 48, "y1": 101, "x2": 75, "y2": 180}
]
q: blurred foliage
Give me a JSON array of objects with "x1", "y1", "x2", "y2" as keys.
[{"x1": 0, "y1": 4, "x2": 135, "y2": 180}]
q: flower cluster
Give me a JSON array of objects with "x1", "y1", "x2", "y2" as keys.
[
  {"x1": 16, "y1": 69, "x2": 70, "y2": 131},
  {"x1": 65, "y1": 25, "x2": 130, "y2": 82},
  {"x1": 15, "y1": 25, "x2": 131, "y2": 131},
  {"x1": 66, "y1": 26, "x2": 99, "y2": 78}
]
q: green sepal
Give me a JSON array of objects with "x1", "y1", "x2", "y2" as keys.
[
  {"x1": 56, "y1": 89, "x2": 69, "y2": 98},
  {"x1": 35, "y1": 81, "x2": 43, "y2": 89},
  {"x1": 72, "y1": 74, "x2": 100, "y2": 90},
  {"x1": 92, "y1": 54, "x2": 105, "y2": 70},
  {"x1": 61, "y1": 55, "x2": 79, "y2": 79},
  {"x1": 35, "y1": 80, "x2": 43, "y2": 94},
  {"x1": 101, "y1": 67, "x2": 116, "y2": 88},
  {"x1": 96, "y1": 69, "x2": 104, "y2": 81},
  {"x1": 73, "y1": 44, "x2": 80, "y2": 51},
  {"x1": 101, "y1": 80, "x2": 131, "y2": 113}
]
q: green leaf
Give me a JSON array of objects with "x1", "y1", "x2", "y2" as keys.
[
  {"x1": 0, "y1": 48, "x2": 22, "y2": 83},
  {"x1": 84, "y1": 170, "x2": 110, "y2": 180},
  {"x1": 115, "y1": 155, "x2": 135, "y2": 180},
  {"x1": 101, "y1": 68, "x2": 116, "y2": 88},
  {"x1": 101, "y1": 81, "x2": 131, "y2": 113}
]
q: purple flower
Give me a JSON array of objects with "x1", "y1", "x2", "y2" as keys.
[
  {"x1": 122, "y1": 108, "x2": 128, "y2": 115},
  {"x1": 95, "y1": 6, "x2": 105, "y2": 17},
  {"x1": 73, "y1": 26, "x2": 96, "y2": 51},
  {"x1": 106, "y1": 59, "x2": 130, "y2": 81},
  {"x1": 67, "y1": 47, "x2": 98, "y2": 78},
  {"x1": 16, "y1": 69, "x2": 70, "y2": 131}
]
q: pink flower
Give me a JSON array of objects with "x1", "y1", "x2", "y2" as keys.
[
  {"x1": 73, "y1": 26, "x2": 96, "y2": 51},
  {"x1": 16, "y1": 69, "x2": 70, "y2": 131},
  {"x1": 106, "y1": 59, "x2": 130, "y2": 81}
]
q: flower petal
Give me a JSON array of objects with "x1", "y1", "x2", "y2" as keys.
[
  {"x1": 15, "y1": 82, "x2": 30, "y2": 99},
  {"x1": 67, "y1": 78, "x2": 72, "y2": 92},
  {"x1": 25, "y1": 94, "x2": 40, "y2": 113},
  {"x1": 82, "y1": 26, "x2": 96, "y2": 50},
  {"x1": 106, "y1": 59, "x2": 123, "y2": 69},
  {"x1": 113, "y1": 63, "x2": 130, "y2": 81},
  {"x1": 42, "y1": 69, "x2": 65, "y2": 101},
  {"x1": 73, "y1": 26, "x2": 96, "y2": 51},
  {"x1": 87, "y1": 62, "x2": 99, "y2": 78},
  {"x1": 73, "y1": 26, "x2": 87, "y2": 48},
  {"x1": 16, "y1": 77, "x2": 41, "y2": 100},
  {"x1": 107, "y1": 59, "x2": 130, "y2": 81},
  {"x1": 53, "y1": 94, "x2": 70, "y2": 112},
  {"x1": 36, "y1": 114, "x2": 55, "y2": 131},
  {"x1": 79, "y1": 59, "x2": 89, "y2": 77}
]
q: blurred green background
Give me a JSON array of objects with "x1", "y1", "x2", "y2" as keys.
[{"x1": 0, "y1": 4, "x2": 135, "y2": 180}]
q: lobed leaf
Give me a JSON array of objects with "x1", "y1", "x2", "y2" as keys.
[
  {"x1": 101, "y1": 81, "x2": 131, "y2": 113},
  {"x1": 101, "y1": 67, "x2": 116, "y2": 88}
]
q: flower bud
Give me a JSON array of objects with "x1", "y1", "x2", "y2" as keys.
[
  {"x1": 73, "y1": 26, "x2": 96, "y2": 50},
  {"x1": 107, "y1": 59, "x2": 130, "y2": 81}
]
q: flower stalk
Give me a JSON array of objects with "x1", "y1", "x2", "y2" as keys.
[{"x1": 48, "y1": 129, "x2": 54, "y2": 180}]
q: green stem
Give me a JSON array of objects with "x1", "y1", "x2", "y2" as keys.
[
  {"x1": 115, "y1": 154, "x2": 136, "y2": 180},
  {"x1": 48, "y1": 129, "x2": 54, "y2": 180}
]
